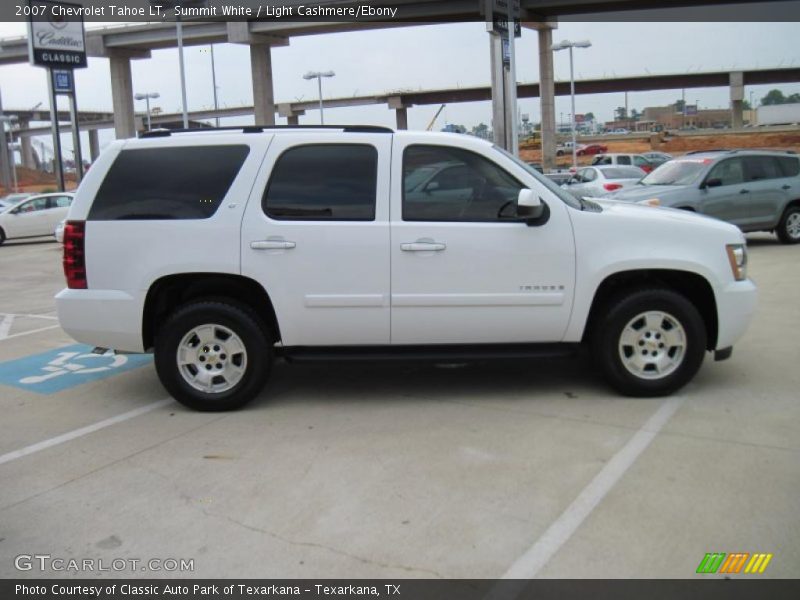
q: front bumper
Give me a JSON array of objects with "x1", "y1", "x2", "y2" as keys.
[{"x1": 715, "y1": 279, "x2": 758, "y2": 350}]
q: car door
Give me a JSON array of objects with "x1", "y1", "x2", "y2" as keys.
[
  {"x1": 699, "y1": 157, "x2": 750, "y2": 226},
  {"x1": 743, "y1": 156, "x2": 790, "y2": 229},
  {"x1": 6, "y1": 196, "x2": 50, "y2": 237},
  {"x1": 389, "y1": 137, "x2": 576, "y2": 345},
  {"x1": 241, "y1": 133, "x2": 392, "y2": 346}
]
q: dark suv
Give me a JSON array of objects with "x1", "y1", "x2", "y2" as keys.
[{"x1": 612, "y1": 150, "x2": 800, "y2": 244}]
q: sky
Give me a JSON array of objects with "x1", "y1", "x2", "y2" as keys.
[{"x1": 0, "y1": 20, "x2": 798, "y2": 157}]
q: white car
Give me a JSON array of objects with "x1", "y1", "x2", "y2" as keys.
[
  {"x1": 55, "y1": 219, "x2": 66, "y2": 243},
  {"x1": 0, "y1": 193, "x2": 74, "y2": 245},
  {"x1": 56, "y1": 127, "x2": 757, "y2": 411},
  {"x1": 562, "y1": 165, "x2": 646, "y2": 199}
]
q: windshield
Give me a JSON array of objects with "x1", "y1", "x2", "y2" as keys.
[
  {"x1": 492, "y1": 145, "x2": 582, "y2": 209},
  {"x1": 640, "y1": 159, "x2": 709, "y2": 186}
]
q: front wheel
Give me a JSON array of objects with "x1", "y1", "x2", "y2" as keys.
[
  {"x1": 776, "y1": 205, "x2": 800, "y2": 244},
  {"x1": 154, "y1": 301, "x2": 272, "y2": 411},
  {"x1": 592, "y1": 288, "x2": 707, "y2": 397}
]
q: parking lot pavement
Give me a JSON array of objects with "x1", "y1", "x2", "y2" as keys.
[{"x1": 0, "y1": 234, "x2": 798, "y2": 579}]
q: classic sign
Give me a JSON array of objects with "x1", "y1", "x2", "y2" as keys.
[{"x1": 26, "y1": 0, "x2": 87, "y2": 68}]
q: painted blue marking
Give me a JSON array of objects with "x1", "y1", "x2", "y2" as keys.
[{"x1": 0, "y1": 344, "x2": 152, "y2": 395}]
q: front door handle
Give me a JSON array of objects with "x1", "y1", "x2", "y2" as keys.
[
  {"x1": 251, "y1": 239, "x2": 296, "y2": 250},
  {"x1": 782, "y1": 185, "x2": 792, "y2": 190},
  {"x1": 400, "y1": 241, "x2": 446, "y2": 252},
  {"x1": 739, "y1": 189, "x2": 750, "y2": 194}
]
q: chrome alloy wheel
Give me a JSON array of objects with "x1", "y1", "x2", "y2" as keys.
[
  {"x1": 176, "y1": 324, "x2": 247, "y2": 393},
  {"x1": 618, "y1": 311, "x2": 687, "y2": 380},
  {"x1": 786, "y1": 212, "x2": 800, "y2": 240}
]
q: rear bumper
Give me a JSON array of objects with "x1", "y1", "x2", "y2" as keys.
[
  {"x1": 55, "y1": 288, "x2": 145, "y2": 353},
  {"x1": 715, "y1": 279, "x2": 758, "y2": 350}
]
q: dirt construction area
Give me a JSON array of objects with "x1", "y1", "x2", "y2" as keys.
[{"x1": 0, "y1": 234, "x2": 798, "y2": 579}]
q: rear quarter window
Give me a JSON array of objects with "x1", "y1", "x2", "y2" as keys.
[
  {"x1": 88, "y1": 145, "x2": 250, "y2": 220},
  {"x1": 777, "y1": 156, "x2": 800, "y2": 177}
]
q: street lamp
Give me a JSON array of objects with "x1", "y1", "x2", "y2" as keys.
[
  {"x1": 551, "y1": 39, "x2": 591, "y2": 169},
  {"x1": 134, "y1": 92, "x2": 160, "y2": 131},
  {"x1": 0, "y1": 115, "x2": 19, "y2": 191},
  {"x1": 303, "y1": 71, "x2": 335, "y2": 125}
]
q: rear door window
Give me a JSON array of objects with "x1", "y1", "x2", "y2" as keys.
[
  {"x1": 617, "y1": 155, "x2": 632, "y2": 165},
  {"x1": 262, "y1": 144, "x2": 378, "y2": 221},
  {"x1": 776, "y1": 156, "x2": 800, "y2": 177},
  {"x1": 89, "y1": 145, "x2": 250, "y2": 220},
  {"x1": 744, "y1": 156, "x2": 783, "y2": 181}
]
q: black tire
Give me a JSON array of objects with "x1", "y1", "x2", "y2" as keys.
[
  {"x1": 0, "y1": 227, "x2": 5, "y2": 246},
  {"x1": 154, "y1": 301, "x2": 272, "y2": 411},
  {"x1": 592, "y1": 288, "x2": 707, "y2": 397},
  {"x1": 776, "y1": 205, "x2": 800, "y2": 244}
]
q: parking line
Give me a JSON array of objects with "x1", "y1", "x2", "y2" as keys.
[
  {"x1": 0, "y1": 324, "x2": 60, "y2": 341},
  {"x1": 0, "y1": 398, "x2": 173, "y2": 466},
  {"x1": 500, "y1": 395, "x2": 686, "y2": 580}
]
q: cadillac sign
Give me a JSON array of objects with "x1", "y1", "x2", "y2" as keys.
[{"x1": 27, "y1": 0, "x2": 87, "y2": 68}]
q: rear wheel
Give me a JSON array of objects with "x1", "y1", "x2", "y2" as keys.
[
  {"x1": 776, "y1": 205, "x2": 800, "y2": 244},
  {"x1": 0, "y1": 227, "x2": 5, "y2": 246},
  {"x1": 592, "y1": 288, "x2": 707, "y2": 396},
  {"x1": 154, "y1": 301, "x2": 272, "y2": 411}
]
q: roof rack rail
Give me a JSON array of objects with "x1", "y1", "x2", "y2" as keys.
[{"x1": 139, "y1": 124, "x2": 394, "y2": 138}]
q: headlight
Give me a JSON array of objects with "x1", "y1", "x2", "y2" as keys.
[
  {"x1": 726, "y1": 244, "x2": 747, "y2": 281},
  {"x1": 637, "y1": 198, "x2": 661, "y2": 207}
]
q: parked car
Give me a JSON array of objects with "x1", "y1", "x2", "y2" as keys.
[
  {"x1": 561, "y1": 165, "x2": 646, "y2": 199},
  {"x1": 56, "y1": 127, "x2": 756, "y2": 410},
  {"x1": 592, "y1": 153, "x2": 656, "y2": 173},
  {"x1": 612, "y1": 150, "x2": 800, "y2": 243},
  {"x1": 611, "y1": 128, "x2": 631, "y2": 135},
  {"x1": 545, "y1": 171, "x2": 574, "y2": 185},
  {"x1": 642, "y1": 151, "x2": 673, "y2": 167},
  {"x1": 0, "y1": 193, "x2": 74, "y2": 245},
  {"x1": 577, "y1": 143, "x2": 608, "y2": 156}
]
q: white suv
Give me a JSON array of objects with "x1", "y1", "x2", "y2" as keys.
[{"x1": 56, "y1": 126, "x2": 757, "y2": 411}]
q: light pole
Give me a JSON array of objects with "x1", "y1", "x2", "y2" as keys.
[
  {"x1": 0, "y1": 115, "x2": 19, "y2": 191},
  {"x1": 210, "y1": 44, "x2": 220, "y2": 127},
  {"x1": 134, "y1": 92, "x2": 160, "y2": 131},
  {"x1": 551, "y1": 40, "x2": 591, "y2": 170},
  {"x1": 303, "y1": 71, "x2": 335, "y2": 125}
]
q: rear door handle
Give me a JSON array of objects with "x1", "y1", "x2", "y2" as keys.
[
  {"x1": 739, "y1": 189, "x2": 750, "y2": 194},
  {"x1": 782, "y1": 185, "x2": 792, "y2": 190},
  {"x1": 251, "y1": 239, "x2": 296, "y2": 250},
  {"x1": 400, "y1": 241, "x2": 446, "y2": 252}
]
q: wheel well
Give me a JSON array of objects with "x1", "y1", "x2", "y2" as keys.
[
  {"x1": 784, "y1": 199, "x2": 800, "y2": 213},
  {"x1": 676, "y1": 206, "x2": 695, "y2": 212},
  {"x1": 142, "y1": 273, "x2": 280, "y2": 351},
  {"x1": 584, "y1": 269, "x2": 718, "y2": 350}
]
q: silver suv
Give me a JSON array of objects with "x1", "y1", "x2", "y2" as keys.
[{"x1": 612, "y1": 150, "x2": 800, "y2": 244}]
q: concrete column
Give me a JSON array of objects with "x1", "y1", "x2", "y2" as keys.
[
  {"x1": 88, "y1": 129, "x2": 100, "y2": 162},
  {"x1": 18, "y1": 119, "x2": 36, "y2": 170},
  {"x1": 730, "y1": 72, "x2": 744, "y2": 129},
  {"x1": 109, "y1": 55, "x2": 136, "y2": 139},
  {"x1": 537, "y1": 26, "x2": 557, "y2": 171},
  {"x1": 490, "y1": 34, "x2": 507, "y2": 149},
  {"x1": 250, "y1": 45, "x2": 275, "y2": 126},
  {"x1": 0, "y1": 90, "x2": 11, "y2": 190},
  {"x1": 395, "y1": 107, "x2": 408, "y2": 130}
]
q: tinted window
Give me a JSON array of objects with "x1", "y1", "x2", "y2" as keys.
[
  {"x1": 263, "y1": 145, "x2": 377, "y2": 220},
  {"x1": 403, "y1": 145, "x2": 522, "y2": 222},
  {"x1": 707, "y1": 158, "x2": 745, "y2": 186},
  {"x1": 617, "y1": 155, "x2": 632, "y2": 165},
  {"x1": 592, "y1": 156, "x2": 612, "y2": 165},
  {"x1": 776, "y1": 156, "x2": 800, "y2": 177},
  {"x1": 744, "y1": 156, "x2": 783, "y2": 181},
  {"x1": 90, "y1": 145, "x2": 249, "y2": 220}
]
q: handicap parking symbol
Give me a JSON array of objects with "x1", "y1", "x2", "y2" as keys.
[{"x1": 0, "y1": 344, "x2": 152, "y2": 395}]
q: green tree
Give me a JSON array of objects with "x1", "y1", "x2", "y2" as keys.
[
  {"x1": 584, "y1": 112, "x2": 595, "y2": 122},
  {"x1": 761, "y1": 89, "x2": 787, "y2": 105},
  {"x1": 614, "y1": 106, "x2": 627, "y2": 120}
]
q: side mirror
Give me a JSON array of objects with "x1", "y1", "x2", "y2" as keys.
[
  {"x1": 425, "y1": 181, "x2": 440, "y2": 193},
  {"x1": 517, "y1": 189, "x2": 547, "y2": 225},
  {"x1": 703, "y1": 178, "x2": 723, "y2": 189}
]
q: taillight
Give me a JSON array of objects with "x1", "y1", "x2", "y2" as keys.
[
  {"x1": 603, "y1": 183, "x2": 623, "y2": 192},
  {"x1": 63, "y1": 220, "x2": 87, "y2": 289}
]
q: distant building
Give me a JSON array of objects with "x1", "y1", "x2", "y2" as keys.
[{"x1": 642, "y1": 103, "x2": 732, "y2": 129}]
